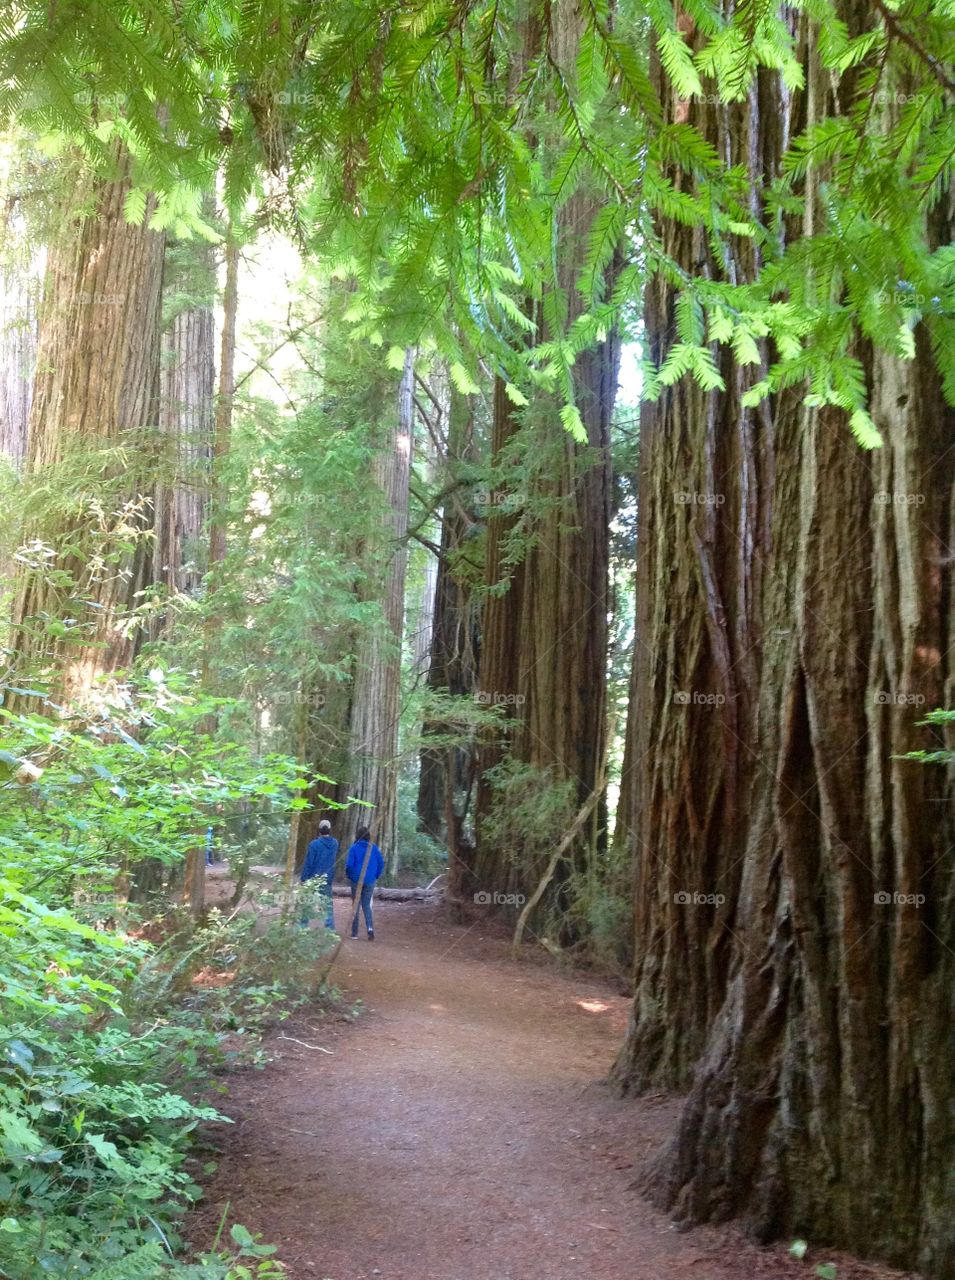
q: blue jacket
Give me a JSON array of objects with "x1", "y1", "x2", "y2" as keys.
[
  {"x1": 301, "y1": 835, "x2": 338, "y2": 882},
  {"x1": 345, "y1": 839, "x2": 384, "y2": 886}
]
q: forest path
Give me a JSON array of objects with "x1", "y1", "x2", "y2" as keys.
[{"x1": 191, "y1": 900, "x2": 899, "y2": 1280}]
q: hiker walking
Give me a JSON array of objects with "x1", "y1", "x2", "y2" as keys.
[
  {"x1": 345, "y1": 825, "x2": 384, "y2": 940},
  {"x1": 300, "y1": 819, "x2": 338, "y2": 931}
]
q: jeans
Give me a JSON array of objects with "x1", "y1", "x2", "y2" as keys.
[
  {"x1": 301, "y1": 873, "x2": 335, "y2": 930},
  {"x1": 349, "y1": 881, "x2": 374, "y2": 936}
]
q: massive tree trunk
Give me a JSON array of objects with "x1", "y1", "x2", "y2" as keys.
[
  {"x1": 180, "y1": 234, "x2": 238, "y2": 917},
  {"x1": 130, "y1": 238, "x2": 216, "y2": 907},
  {"x1": 471, "y1": 0, "x2": 621, "y2": 919},
  {"x1": 648, "y1": 358, "x2": 954, "y2": 1278},
  {"x1": 474, "y1": 360, "x2": 617, "y2": 914},
  {"x1": 345, "y1": 350, "x2": 414, "y2": 870},
  {"x1": 613, "y1": 9, "x2": 954, "y2": 1276},
  {"x1": 610, "y1": 55, "x2": 778, "y2": 1092},
  {"x1": 8, "y1": 152, "x2": 164, "y2": 703},
  {"x1": 473, "y1": 274, "x2": 618, "y2": 914},
  {"x1": 416, "y1": 385, "x2": 480, "y2": 846}
]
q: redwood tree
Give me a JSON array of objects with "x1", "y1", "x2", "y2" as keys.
[
  {"x1": 0, "y1": 218, "x2": 40, "y2": 468},
  {"x1": 473, "y1": 2, "x2": 621, "y2": 911},
  {"x1": 416, "y1": 384, "x2": 481, "y2": 856},
  {"x1": 9, "y1": 151, "x2": 164, "y2": 703},
  {"x1": 153, "y1": 237, "x2": 216, "y2": 603},
  {"x1": 345, "y1": 350, "x2": 415, "y2": 867},
  {"x1": 612, "y1": 6, "x2": 955, "y2": 1276}
]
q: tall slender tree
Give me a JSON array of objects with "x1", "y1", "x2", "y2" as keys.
[
  {"x1": 153, "y1": 236, "x2": 216, "y2": 603},
  {"x1": 0, "y1": 183, "x2": 40, "y2": 469},
  {"x1": 416, "y1": 384, "x2": 481, "y2": 880},
  {"x1": 345, "y1": 350, "x2": 415, "y2": 867}
]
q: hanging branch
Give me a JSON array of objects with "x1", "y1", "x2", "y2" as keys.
[{"x1": 873, "y1": 1, "x2": 955, "y2": 93}]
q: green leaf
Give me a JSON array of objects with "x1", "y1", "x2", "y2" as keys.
[
  {"x1": 732, "y1": 329, "x2": 762, "y2": 366},
  {"x1": 0, "y1": 1109, "x2": 44, "y2": 1156},
  {"x1": 123, "y1": 187, "x2": 148, "y2": 225},
  {"x1": 559, "y1": 403, "x2": 587, "y2": 443},
  {"x1": 657, "y1": 28, "x2": 703, "y2": 99},
  {"x1": 848, "y1": 408, "x2": 883, "y2": 450},
  {"x1": 449, "y1": 361, "x2": 480, "y2": 395},
  {"x1": 741, "y1": 379, "x2": 770, "y2": 407},
  {"x1": 4, "y1": 1040, "x2": 34, "y2": 1073}
]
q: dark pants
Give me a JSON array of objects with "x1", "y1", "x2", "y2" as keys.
[{"x1": 349, "y1": 881, "x2": 374, "y2": 936}]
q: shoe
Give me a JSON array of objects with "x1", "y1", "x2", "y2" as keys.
[
  {"x1": 367, "y1": 931, "x2": 375, "y2": 941},
  {"x1": 350, "y1": 932, "x2": 358, "y2": 940}
]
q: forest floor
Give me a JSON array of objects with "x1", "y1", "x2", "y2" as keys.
[{"x1": 189, "y1": 896, "x2": 916, "y2": 1280}]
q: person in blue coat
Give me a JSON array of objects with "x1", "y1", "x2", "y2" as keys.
[
  {"x1": 300, "y1": 819, "x2": 338, "y2": 930},
  {"x1": 345, "y1": 825, "x2": 384, "y2": 940}
]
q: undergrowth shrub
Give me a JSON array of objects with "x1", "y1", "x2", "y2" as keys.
[
  {"x1": 0, "y1": 672, "x2": 337, "y2": 1278},
  {"x1": 480, "y1": 758, "x2": 577, "y2": 896},
  {"x1": 482, "y1": 757, "x2": 633, "y2": 973},
  {"x1": 394, "y1": 773, "x2": 447, "y2": 883}
]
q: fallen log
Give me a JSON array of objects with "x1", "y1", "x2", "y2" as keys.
[
  {"x1": 330, "y1": 884, "x2": 442, "y2": 902},
  {"x1": 217, "y1": 865, "x2": 443, "y2": 902}
]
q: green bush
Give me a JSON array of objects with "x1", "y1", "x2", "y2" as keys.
[
  {"x1": 481, "y1": 758, "x2": 576, "y2": 892},
  {"x1": 394, "y1": 773, "x2": 447, "y2": 883},
  {"x1": 0, "y1": 672, "x2": 335, "y2": 1278}
]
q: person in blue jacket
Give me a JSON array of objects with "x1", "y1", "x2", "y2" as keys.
[
  {"x1": 345, "y1": 825, "x2": 384, "y2": 941},
  {"x1": 300, "y1": 819, "x2": 338, "y2": 930}
]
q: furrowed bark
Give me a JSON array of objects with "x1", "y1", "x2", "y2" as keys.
[
  {"x1": 473, "y1": 0, "x2": 620, "y2": 917},
  {"x1": 346, "y1": 350, "x2": 414, "y2": 870},
  {"x1": 416, "y1": 384, "x2": 480, "y2": 852},
  {"x1": 154, "y1": 245, "x2": 215, "y2": 603},
  {"x1": 8, "y1": 151, "x2": 164, "y2": 705},
  {"x1": 613, "y1": 6, "x2": 955, "y2": 1275}
]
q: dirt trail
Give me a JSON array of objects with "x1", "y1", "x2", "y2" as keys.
[{"x1": 192, "y1": 901, "x2": 912, "y2": 1280}]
